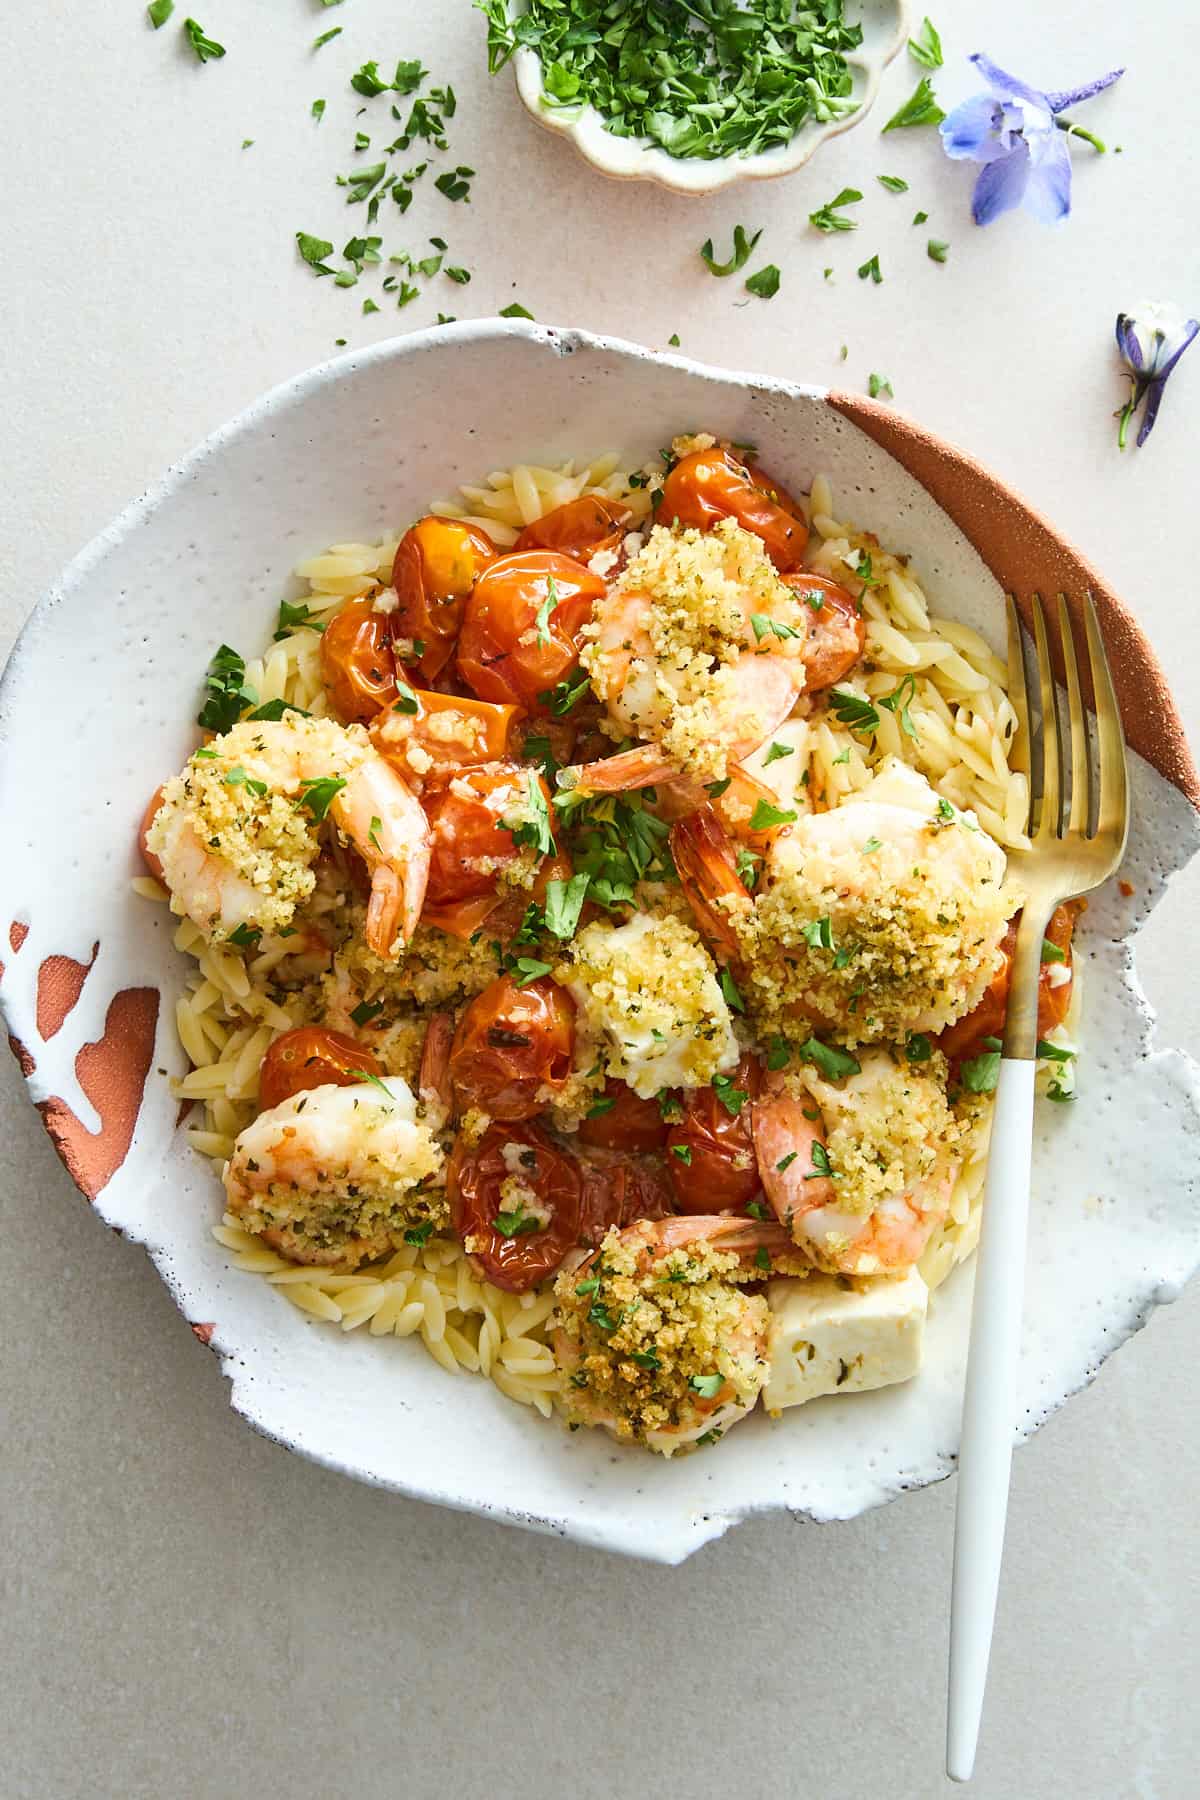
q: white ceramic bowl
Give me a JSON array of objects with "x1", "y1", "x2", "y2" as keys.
[
  {"x1": 3, "y1": 322, "x2": 1199, "y2": 1564},
  {"x1": 511, "y1": 1, "x2": 909, "y2": 195}
]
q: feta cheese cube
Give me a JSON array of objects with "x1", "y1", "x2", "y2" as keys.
[{"x1": 763, "y1": 1268, "x2": 928, "y2": 1411}]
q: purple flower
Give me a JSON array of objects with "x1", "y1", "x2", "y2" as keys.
[
  {"x1": 940, "y1": 53, "x2": 1123, "y2": 226},
  {"x1": 1115, "y1": 303, "x2": 1200, "y2": 448}
]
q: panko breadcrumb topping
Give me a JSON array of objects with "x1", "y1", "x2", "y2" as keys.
[
  {"x1": 147, "y1": 715, "x2": 369, "y2": 941},
  {"x1": 555, "y1": 1227, "x2": 768, "y2": 1446},
  {"x1": 558, "y1": 911, "x2": 739, "y2": 1097},
  {"x1": 582, "y1": 517, "x2": 807, "y2": 782},
  {"x1": 802, "y1": 1051, "x2": 964, "y2": 1220},
  {"x1": 734, "y1": 806, "x2": 1011, "y2": 1044}
]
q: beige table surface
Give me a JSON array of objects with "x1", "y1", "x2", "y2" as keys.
[{"x1": 2, "y1": 3, "x2": 1197, "y2": 1796}]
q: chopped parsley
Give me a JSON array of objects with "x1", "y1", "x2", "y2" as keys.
[
  {"x1": 877, "y1": 174, "x2": 909, "y2": 192},
  {"x1": 749, "y1": 799, "x2": 798, "y2": 831},
  {"x1": 543, "y1": 872, "x2": 590, "y2": 941},
  {"x1": 538, "y1": 673, "x2": 590, "y2": 715},
  {"x1": 908, "y1": 17, "x2": 944, "y2": 69},
  {"x1": 857, "y1": 254, "x2": 883, "y2": 284},
  {"x1": 799, "y1": 1036, "x2": 861, "y2": 1081},
  {"x1": 719, "y1": 968, "x2": 745, "y2": 1013},
  {"x1": 404, "y1": 1221, "x2": 434, "y2": 1247},
  {"x1": 763, "y1": 741, "x2": 794, "y2": 766},
  {"x1": 534, "y1": 575, "x2": 559, "y2": 646},
  {"x1": 928, "y1": 238, "x2": 950, "y2": 263},
  {"x1": 775, "y1": 1152, "x2": 797, "y2": 1172},
  {"x1": 147, "y1": 0, "x2": 174, "y2": 26},
  {"x1": 493, "y1": 1204, "x2": 542, "y2": 1238},
  {"x1": 765, "y1": 1036, "x2": 791, "y2": 1072},
  {"x1": 878, "y1": 673, "x2": 919, "y2": 738},
  {"x1": 183, "y1": 18, "x2": 224, "y2": 62},
  {"x1": 745, "y1": 263, "x2": 781, "y2": 299},
  {"x1": 750, "y1": 612, "x2": 801, "y2": 643},
  {"x1": 275, "y1": 599, "x2": 322, "y2": 640},
  {"x1": 1041, "y1": 938, "x2": 1068, "y2": 963},
  {"x1": 435, "y1": 166, "x2": 475, "y2": 201},
  {"x1": 350, "y1": 999, "x2": 385, "y2": 1027},
  {"x1": 960, "y1": 1038, "x2": 1003, "y2": 1093},
  {"x1": 755, "y1": 1247, "x2": 772, "y2": 1272},
  {"x1": 711, "y1": 1073, "x2": 748, "y2": 1117},
  {"x1": 690, "y1": 1373, "x2": 724, "y2": 1398},
  {"x1": 227, "y1": 923, "x2": 261, "y2": 949},
  {"x1": 314, "y1": 27, "x2": 342, "y2": 51},
  {"x1": 905, "y1": 1032, "x2": 933, "y2": 1063},
  {"x1": 500, "y1": 302, "x2": 535, "y2": 319},
  {"x1": 881, "y1": 76, "x2": 945, "y2": 132},
  {"x1": 700, "y1": 224, "x2": 762, "y2": 276},
  {"x1": 671, "y1": 1144, "x2": 693, "y2": 1165},
  {"x1": 223, "y1": 765, "x2": 268, "y2": 798},
  {"x1": 588, "y1": 1301, "x2": 619, "y2": 1331},
  {"x1": 868, "y1": 372, "x2": 894, "y2": 400},
  {"x1": 800, "y1": 915, "x2": 835, "y2": 951},
  {"x1": 512, "y1": 956, "x2": 553, "y2": 987},
  {"x1": 504, "y1": 773, "x2": 556, "y2": 857},
  {"x1": 296, "y1": 775, "x2": 347, "y2": 823},
  {"x1": 809, "y1": 187, "x2": 862, "y2": 232},
  {"x1": 297, "y1": 232, "x2": 336, "y2": 276},
  {"x1": 805, "y1": 1142, "x2": 835, "y2": 1180},
  {"x1": 480, "y1": 1, "x2": 863, "y2": 159},
  {"x1": 197, "y1": 643, "x2": 256, "y2": 733},
  {"x1": 913, "y1": 209, "x2": 929, "y2": 224},
  {"x1": 829, "y1": 688, "x2": 880, "y2": 734}
]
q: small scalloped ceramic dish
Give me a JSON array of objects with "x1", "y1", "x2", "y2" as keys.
[
  {"x1": 510, "y1": 0, "x2": 908, "y2": 196},
  {"x1": 3, "y1": 323, "x2": 1199, "y2": 1564}
]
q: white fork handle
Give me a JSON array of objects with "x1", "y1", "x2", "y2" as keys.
[{"x1": 947, "y1": 1057, "x2": 1037, "y2": 1783}]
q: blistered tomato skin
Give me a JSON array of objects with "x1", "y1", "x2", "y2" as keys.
[
  {"x1": 514, "y1": 495, "x2": 632, "y2": 565},
  {"x1": 370, "y1": 688, "x2": 521, "y2": 787},
  {"x1": 447, "y1": 974, "x2": 575, "y2": 1121},
  {"x1": 392, "y1": 516, "x2": 496, "y2": 684},
  {"x1": 421, "y1": 763, "x2": 553, "y2": 914},
  {"x1": 781, "y1": 572, "x2": 867, "y2": 692},
  {"x1": 321, "y1": 601, "x2": 398, "y2": 724},
  {"x1": 455, "y1": 551, "x2": 606, "y2": 712},
  {"x1": 449, "y1": 1118, "x2": 583, "y2": 1291},
  {"x1": 660, "y1": 448, "x2": 808, "y2": 571},
  {"x1": 577, "y1": 1081, "x2": 669, "y2": 1153},
  {"x1": 938, "y1": 902, "x2": 1083, "y2": 1063},
  {"x1": 666, "y1": 1053, "x2": 764, "y2": 1214},
  {"x1": 258, "y1": 1026, "x2": 381, "y2": 1112},
  {"x1": 578, "y1": 1152, "x2": 675, "y2": 1246}
]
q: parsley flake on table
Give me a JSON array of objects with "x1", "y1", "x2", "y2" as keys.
[
  {"x1": 700, "y1": 224, "x2": 761, "y2": 276},
  {"x1": 877, "y1": 174, "x2": 909, "y2": 192},
  {"x1": 500, "y1": 302, "x2": 535, "y2": 319},
  {"x1": 147, "y1": 0, "x2": 174, "y2": 27},
  {"x1": 868, "y1": 372, "x2": 894, "y2": 399},
  {"x1": 908, "y1": 17, "x2": 944, "y2": 70},
  {"x1": 927, "y1": 238, "x2": 950, "y2": 262},
  {"x1": 311, "y1": 98, "x2": 326, "y2": 123},
  {"x1": 857, "y1": 254, "x2": 883, "y2": 284},
  {"x1": 745, "y1": 264, "x2": 781, "y2": 299},
  {"x1": 183, "y1": 18, "x2": 224, "y2": 62},
  {"x1": 435, "y1": 166, "x2": 474, "y2": 201},
  {"x1": 809, "y1": 187, "x2": 862, "y2": 232},
  {"x1": 881, "y1": 76, "x2": 945, "y2": 132},
  {"x1": 314, "y1": 28, "x2": 342, "y2": 50}
]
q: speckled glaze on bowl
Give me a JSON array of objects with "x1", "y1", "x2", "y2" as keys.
[
  {"x1": 510, "y1": 0, "x2": 908, "y2": 196},
  {"x1": 2, "y1": 322, "x2": 1198, "y2": 1565}
]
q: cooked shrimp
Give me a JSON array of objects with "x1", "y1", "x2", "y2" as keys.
[
  {"x1": 146, "y1": 713, "x2": 431, "y2": 957},
  {"x1": 575, "y1": 516, "x2": 808, "y2": 789},
  {"x1": 554, "y1": 1216, "x2": 800, "y2": 1453},
  {"x1": 750, "y1": 1052, "x2": 960, "y2": 1277},
  {"x1": 672, "y1": 760, "x2": 1013, "y2": 1044},
  {"x1": 224, "y1": 1075, "x2": 446, "y2": 1269}
]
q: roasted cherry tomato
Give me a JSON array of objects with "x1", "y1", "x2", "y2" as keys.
[
  {"x1": 258, "y1": 1026, "x2": 381, "y2": 1112},
  {"x1": 514, "y1": 495, "x2": 632, "y2": 565},
  {"x1": 370, "y1": 687, "x2": 521, "y2": 786},
  {"x1": 938, "y1": 901, "x2": 1083, "y2": 1062},
  {"x1": 139, "y1": 786, "x2": 167, "y2": 882},
  {"x1": 782, "y1": 572, "x2": 867, "y2": 692},
  {"x1": 578, "y1": 1151, "x2": 675, "y2": 1246},
  {"x1": 666, "y1": 1053, "x2": 764, "y2": 1214},
  {"x1": 320, "y1": 600, "x2": 398, "y2": 724},
  {"x1": 446, "y1": 974, "x2": 575, "y2": 1121},
  {"x1": 391, "y1": 515, "x2": 497, "y2": 684},
  {"x1": 456, "y1": 550, "x2": 605, "y2": 712},
  {"x1": 421, "y1": 762, "x2": 554, "y2": 936},
  {"x1": 577, "y1": 1081, "x2": 669, "y2": 1153},
  {"x1": 449, "y1": 1118, "x2": 582, "y2": 1291},
  {"x1": 660, "y1": 447, "x2": 808, "y2": 572}
]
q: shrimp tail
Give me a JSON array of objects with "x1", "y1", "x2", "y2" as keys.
[
  {"x1": 669, "y1": 806, "x2": 751, "y2": 958},
  {"x1": 565, "y1": 744, "x2": 681, "y2": 796}
]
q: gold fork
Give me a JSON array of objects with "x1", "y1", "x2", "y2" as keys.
[{"x1": 946, "y1": 592, "x2": 1130, "y2": 1783}]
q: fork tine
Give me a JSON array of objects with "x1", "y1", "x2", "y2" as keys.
[
  {"x1": 1057, "y1": 594, "x2": 1090, "y2": 835},
  {"x1": 1031, "y1": 594, "x2": 1061, "y2": 839},
  {"x1": 1004, "y1": 596, "x2": 1032, "y2": 811},
  {"x1": 1083, "y1": 591, "x2": 1130, "y2": 854}
]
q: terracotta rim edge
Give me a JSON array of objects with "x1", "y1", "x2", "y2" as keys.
[{"x1": 830, "y1": 393, "x2": 1200, "y2": 810}]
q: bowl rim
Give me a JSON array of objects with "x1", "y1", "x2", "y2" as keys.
[
  {"x1": 508, "y1": 0, "x2": 910, "y2": 196},
  {"x1": 3, "y1": 317, "x2": 1198, "y2": 1564}
]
